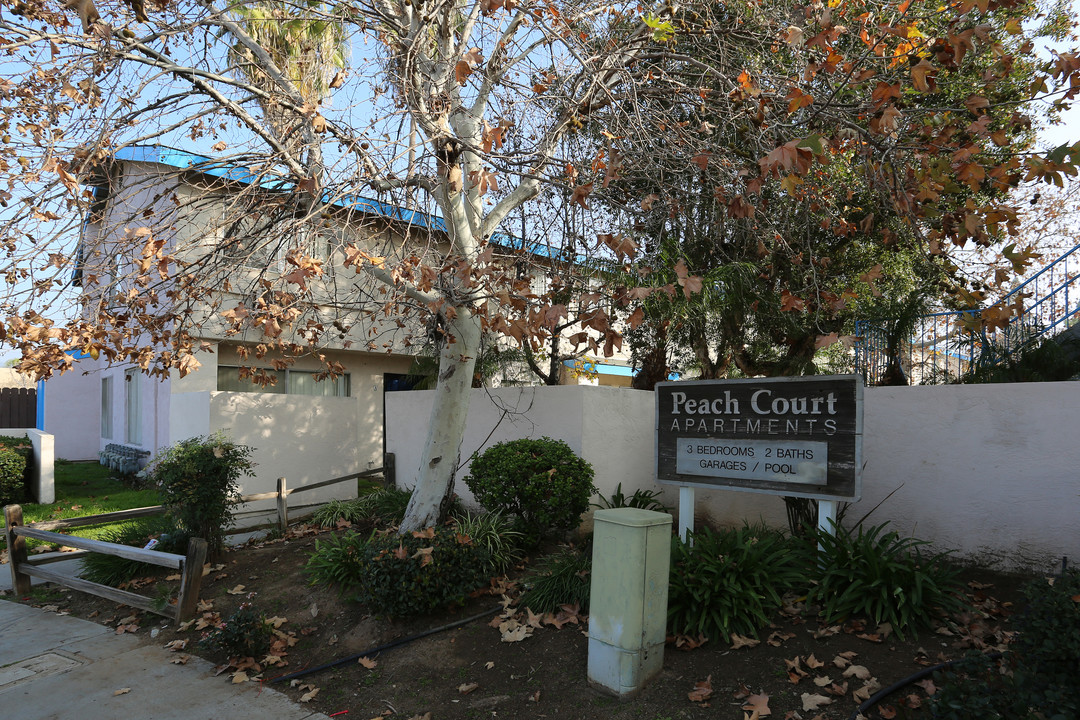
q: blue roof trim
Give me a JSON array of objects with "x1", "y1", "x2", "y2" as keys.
[{"x1": 112, "y1": 146, "x2": 560, "y2": 257}]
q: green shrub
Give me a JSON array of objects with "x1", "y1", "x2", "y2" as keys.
[
  {"x1": 306, "y1": 527, "x2": 491, "y2": 617},
  {"x1": 808, "y1": 522, "x2": 965, "y2": 639},
  {"x1": 592, "y1": 483, "x2": 670, "y2": 513},
  {"x1": 520, "y1": 545, "x2": 591, "y2": 613},
  {"x1": 147, "y1": 433, "x2": 253, "y2": 560},
  {"x1": 79, "y1": 519, "x2": 192, "y2": 586},
  {"x1": 930, "y1": 569, "x2": 1080, "y2": 719},
  {"x1": 449, "y1": 509, "x2": 524, "y2": 574},
  {"x1": 0, "y1": 444, "x2": 27, "y2": 506},
  {"x1": 668, "y1": 525, "x2": 810, "y2": 642},
  {"x1": 464, "y1": 437, "x2": 595, "y2": 543},
  {"x1": 199, "y1": 601, "x2": 273, "y2": 659}
]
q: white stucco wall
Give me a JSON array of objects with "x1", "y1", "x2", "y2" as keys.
[
  {"x1": 386, "y1": 382, "x2": 1080, "y2": 572},
  {"x1": 386, "y1": 385, "x2": 588, "y2": 509},
  {"x1": 41, "y1": 361, "x2": 101, "y2": 461}
]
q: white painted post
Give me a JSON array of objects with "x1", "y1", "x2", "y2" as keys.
[
  {"x1": 678, "y1": 485, "x2": 694, "y2": 544},
  {"x1": 817, "y1": 499, "x2": 837, "y2": 554}
]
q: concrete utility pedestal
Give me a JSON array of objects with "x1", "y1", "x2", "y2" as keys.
[{"x1": 587, "y1": 508, "x2": 672, "y2": 699}]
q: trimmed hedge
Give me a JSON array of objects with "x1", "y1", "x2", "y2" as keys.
[{"x1": 0, "y1": 437, "x2": 29, "y2": 506}]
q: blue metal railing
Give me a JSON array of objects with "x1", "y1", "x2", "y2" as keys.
[{"x1": 856, "y1": 243, "x2": 1080, "y2": 384}]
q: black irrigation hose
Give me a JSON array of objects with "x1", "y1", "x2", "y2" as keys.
[
  {"x1": 846, "y1": 651, "x2": 1004, "y2": 720},
  {"x1": 268, "y1": 605, "x2": 502, "y2": 685}
]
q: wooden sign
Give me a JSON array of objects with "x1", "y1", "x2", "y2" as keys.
[{"x1": 655, "y1": 376, "x2": 863, "y2": 502}]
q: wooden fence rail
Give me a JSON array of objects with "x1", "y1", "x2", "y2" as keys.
[
  {"x1": 4, "y1": 504, "x2": 206, "y2": 623},
  {"x1": 1, "y1": 457, "x2": 393, "y2": 618}
]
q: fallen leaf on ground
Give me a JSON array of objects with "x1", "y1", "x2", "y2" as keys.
[
  {"x1": 767, "y1": 631, "x2": 795, "y2": 646},
  {"x1": 879, "y1": 705, "x2": 897, "y2": 718},
  {"x1": 832, "y1": 651, "x2": 858, "y2": 668},
  {"x1": 458, "y1": 682, "x2": 479, "y2": 695},
  {"x1": 309, "y1": 603, "x2": 319, "y2": 618},
  {"x1": 730, "y1": 634, "x2": 761, "y2": 650},
  {"x1": 688, "y1": 675, "x2": 713, "y2": 702},
  {"x1": 812, "y1": 625, "x2": 841, "y2": 639},
  {"x1": 801, "y1": 693, "x2": 832, "y2": 711},
  {"x1": 852, "y1": 678, "x2": 882, "y2": 702},
  {"x1": 916, "y1": 678, "x2": 937, "y2": 695},
  {"x1": 528, "y1": 690, "x2": 541, "y2": 702},
  {"x1": 232, "y1": 671, "x2": 249, "y2": 684},
  {"x1": 805, "y1": 654, "x2": 824, "y2": 669},
  {"x1": 171, "y1": 654, "x2": 190, "y2": 665},
  {"x1": 113, "y1": 688, "x2": 131, "y2": 696},
  {"x1": 266, "y1": 616, "x2": 287, "y2": 628},
  {"x1": 742, "y1": 692, "x2": 771, "y2": 716},
  {"x1": 300, "y1": 687, "x2": 319, "y2": 702},
  {"x1": 226, "y1": 584, "x2": 246, "y2": 595},
  {"x1": 358, "y1": 656, "x2": 377, "y2": 669},
  {"x1": 164, "y1": 639, "x2": 187, "y2": 651},
  {"x1": 856, "y1": 633, "x2": 882, "y2": 643},
  {"x1": 485, "y1": 661, "x2": 495, "y2": 669},
  {"x1": 842, "y1": 664, "x2": 872, "y2": 680},
  {"x1": 813, "y1": 676, "x2": 832, "y2": 687}
]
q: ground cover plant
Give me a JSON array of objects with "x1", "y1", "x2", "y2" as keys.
[
  {"x1": 305, "y1": 526, "x2": 492, "y2": 617},
  {"x1": 929, "y1": 567, "x2": 1080, "y2": 719}
]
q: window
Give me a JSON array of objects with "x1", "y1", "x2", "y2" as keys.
[
  {"x1": 216, "y1": 366, "x2": 284, "y2": 394},
  {"x1": 101, "y1": 376, "x2": 112, "y2": 439},
  {"x1": 288, "y1": 371, "x2": 350, "y2": 397},
  {"x1": 217, "y1": 365, "x2": 350, "y2": 397},
  {"x1": 124, "y1": 369, "x2": 141, "y2": 445}
]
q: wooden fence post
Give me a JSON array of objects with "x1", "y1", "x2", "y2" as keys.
[
  {"x1": 276, "y1": 477, "x2": 288, "y2": 533},
  {"x1": 384, "y1": 452, "x2": 396, "y2": 488},
  {"x1": 176, "y1": 537, "x2": 208, "y2": 622},
  {"x1": 4, "y1": 504, "x2": 32, "y2": 596}
]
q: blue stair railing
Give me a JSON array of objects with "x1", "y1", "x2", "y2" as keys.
[{"x1": 855, "y1": 242, "x2": 1080, "y2": 384}]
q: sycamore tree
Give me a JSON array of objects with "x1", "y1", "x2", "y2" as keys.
[{"x1": 1, "y1": 0, "x2": 1079, "y2": 530}]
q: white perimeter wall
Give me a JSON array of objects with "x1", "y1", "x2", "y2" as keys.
[
  {"x1": 170, "y1": 391, "x2": 363, "y2": 511},
  {"x1": 386, "y1": 382, "x2": 1080, "y2": 572}
]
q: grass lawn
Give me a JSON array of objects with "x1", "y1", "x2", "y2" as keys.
[{"x1": 2, "y1": 460, "x2": 161, "y2": 551}]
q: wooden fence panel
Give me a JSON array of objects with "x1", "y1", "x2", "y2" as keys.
[{"x1": 0, "y1": 387, "x2": 36, "y2": 428}]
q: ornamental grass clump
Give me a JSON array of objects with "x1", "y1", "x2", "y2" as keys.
[
  {"x1": 667, "y1": 524, "x2": 810, "y2": 642},
  {"x1": 464, "y1": 437, "x2": 595, "y2": 545},
  {"x1": 808, "y1": 522, "x2": 965, "y2": 639}
]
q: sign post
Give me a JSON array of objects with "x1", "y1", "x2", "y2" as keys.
[{"x1": 656, "y1": 376, "x2": 863, "y2": 536}]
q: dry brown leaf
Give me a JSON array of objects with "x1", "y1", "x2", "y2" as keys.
[
  {"x1": 801, "y1": 693, "x2": 832, "y2": 711},
  {"x1": 170, "y1": 654, "x2": 190, "y2": 665},
  {"x1": 485, "y1": 661, "x2": 495, "y2": 670},
  {"x1": 852, "y1": 679, "x2": 882, "y2": 703},
  {"x1": 113, "y1": 688, "x2": 131, "y2": 696},
  {"x1": 226, "y1": 584, "x2": 246, "y2": 595},
  {"x1": 688, "y1": 675, "x2": 713, "y2": 703},
  {"x1": 730, "y1": 634, "x2": 761, "y2": 650},
  {"x1": 813, "y1": 676, "x2": 832, "y2": 687},
  {"x1": 231, "y1": 671, "x2": 249, "y2": 684},
  {"x1": 916, "y1": 678, "x2": 937, "y2": 696},
  {"x1": 458, "y1": 682, "x2": 479, "y2": 695},
  {"x1": 358, "y1": 656, "x2": 377, "y2": 669},
  {"x1": 805, "y1": 654, "x2": 824, "y2": 669},
  {"x1": 842, "y1": 664, "x2": 872, "y2": 680},
  {"x1": 742, "y1": 692, "x2": 771, "y2": 716},
  {"x1": 300, "y1": 687, "x2": 320, "y2": 702}
]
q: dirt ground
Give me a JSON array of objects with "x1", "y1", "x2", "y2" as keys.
[{"x1": 4, "y1": 524, "x2": 1030, "y2": 720}]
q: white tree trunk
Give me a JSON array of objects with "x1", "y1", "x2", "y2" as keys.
[{"x1": 399, "y1": 307, "x2": 483, "y2": 531}]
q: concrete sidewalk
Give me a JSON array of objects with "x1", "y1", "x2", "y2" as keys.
[{"x1": 0, "y1": 597, "x2": 330, "y2": 720}]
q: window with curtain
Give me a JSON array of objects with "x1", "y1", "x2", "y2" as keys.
[{"x1": 216, "y1": 366, "x2": 349, "y2": 397}]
